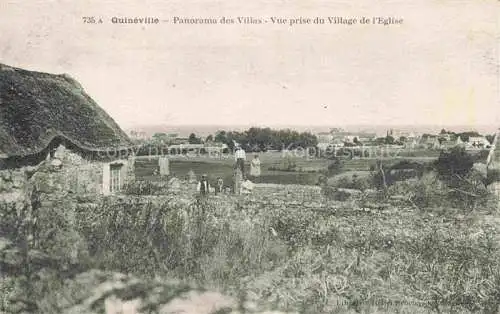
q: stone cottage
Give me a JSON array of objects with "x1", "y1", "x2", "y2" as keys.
[{"x1": 0, "y1": 63, "x2": 136, "y2": 204}]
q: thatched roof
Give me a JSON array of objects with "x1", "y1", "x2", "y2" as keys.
[{"x1": 0, "y1": 63, "x2": 134, "y2": 158}]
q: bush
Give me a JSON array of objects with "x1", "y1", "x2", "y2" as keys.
[
  {"x1": 435, "y1": 146, "x2": 474, "y2": 180},
  {"x1": 333, "y1": 174, "x2": 370, "y2": 191},
  {"x1": 486, "y1": 168, "x2": 500, "y2": 186},
  {"x1": 327, "y1": 158, "x2": 344, "y2": 176},
  {"x1": 388, "y1": 172, "x2": 447, "y2": 208},
  {"x1": 123, "y1": 180, "x2": 168, "y2": 195}
]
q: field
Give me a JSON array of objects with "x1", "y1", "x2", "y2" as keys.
[
  {"x1": 135, "y1": 153, "x2": 325, "y2": 185},
  {"x1": 134, "y1": 151, "x2": 439, "y2": 187}
]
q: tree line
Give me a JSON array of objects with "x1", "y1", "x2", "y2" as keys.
[
  {"x1": 436, "y1": 129, "x2": 494, "y2": 143},
  {"x1": 180, "y1": 128, "x2": 318, "y2": 151},
  {"x1": 212, "y1": 127, "x2": 318, "y2": 151},
  {"x1": 137, "y1": 127, "x2": 318, "y2": 155}
]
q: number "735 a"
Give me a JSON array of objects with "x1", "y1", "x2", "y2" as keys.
[{"x1": 82, "y1": 17, "x2": 103, "y2": 24}]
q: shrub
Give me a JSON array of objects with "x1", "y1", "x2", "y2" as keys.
[
  {"x1": 388, "y1": 172, "x2": 447, "y2": 209},
  {"x1": 486, "y1": 168, "x2": 500, "y2": 186},
  {"x1": 333, "y1": 174, "x2": 370, "y2": 191},
  {"x1": 327, "y1": 158, "x2": 343, "y2": 176},
  {"x1": 435, "y1": 146, "x2": 474, "y2": 181},
  {"x1": 123, "y1": 180, "x2": 168, "y2": 195}
]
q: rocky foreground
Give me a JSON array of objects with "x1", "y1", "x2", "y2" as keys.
[{"x1": 59, "y1": 270, "x2": 290, "y2": 314}]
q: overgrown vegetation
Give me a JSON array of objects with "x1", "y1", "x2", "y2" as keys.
[
  {"x1": 1, "y1": 145, "x2": 500, "y2": 313},
  {"x1": 71, "y1": 193, "x2": 500, "y2": 313},
  {"x1": 328, "y1": 147, "x2": 494, "y2": 211}
]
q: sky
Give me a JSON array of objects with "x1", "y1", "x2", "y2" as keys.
[{"x1": 0, "y1": 0, "x2": 498, "y2": 130}]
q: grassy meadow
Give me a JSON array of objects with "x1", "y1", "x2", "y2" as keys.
[
  {"x1": 134, "y1": 151, "x2": 438, "y2": 189},
  {"x1": 135, "y1": 152, "x2": 326, "y2": 186}
]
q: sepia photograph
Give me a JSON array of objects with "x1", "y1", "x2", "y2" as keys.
[{"x1": 0, "y1": 0, "x2": 499, "y2": 313}]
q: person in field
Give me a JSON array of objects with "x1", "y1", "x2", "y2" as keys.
[
  {"x1": 233, "y1": 167, "x2": 243, "y2": 195},
  {"x1": 215, "y1": 177, "x2": 224, "y2": 195},
  {"x1": 187, "y1": 169, "x2": 197, "y2": 183},
  {"x1": 250, "y1": 154, "x2": 261, "y2": 182},
  {"x1": 234, "y1": 144, "x2": 246, "y2": 176},
  {"x1": 196, "y1": 174, "x2": 211, "y2": 196},
  {"x1": 240, "y1": 176, "x2": 255, "y2": 194},
  {"x1": 167, "y1": 172, "x2": 181, "y2": 192}
]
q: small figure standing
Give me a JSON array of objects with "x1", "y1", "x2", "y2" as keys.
[
  {"x1": 158, "y1": 156, "x2": 170, "y2": 176},
  {"x1": 187, "y1": 169, "x2": 197, "y2": 183},
  {"x1": 234, "y1": 145, "x2": 246, "y2": 176},
  {"x1": 250, "y1": 154, "x2": 261, "y2": 181},
  {"x1": 196, "y1": 174, "x2": 210, "y2": 196},
  {"x1": 215, "y1": 177, "x2": 224, "y2": 195},
  {"x1": 168, "y1": 172, "x2": 181, "y2": 192},
  {"x1": 233, "y1": 167, "x2": 243, "y2": 195}
]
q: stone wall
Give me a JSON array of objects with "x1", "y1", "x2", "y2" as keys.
[
  {"x1": 0, "y1": 144, "x2": 136, "y2": 208},
  {"x1": 35, "y1": 145, "x2": 104, "y2": 195},
  {"x1": 0, "y1": 168, "x2": 29, "y2": 210}
]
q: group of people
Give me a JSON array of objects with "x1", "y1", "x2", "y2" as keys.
[{"x1": 196, "y1": 145, "x2": 261, "y2": 196}]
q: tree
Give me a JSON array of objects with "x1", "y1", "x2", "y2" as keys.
[
  {"x1": 374, "y1": 137, "x2": 386, "y2": 145},
  {"x1": 205, "y1": 134, "x2": 214, "y2": 143},
  {"x1": 421, "y1": 133, "x2": 434, "y2": 139},
  {"x1": 214, "y1": 131, "x2": 226, "y2": 142},
  {"x1": 456, "y1": 131, "x2": 481, "y2": 143},
  {"x1": 435, "y1": 146, "x2": 474, "y2": 180},
  {"x1": 188, "y1": 133, "x2": 201, "y2": 144},
  {"x1": 212, "y1": 127, "x2": 318, "y2": 151},
  {"x1": 486, "y1": 134, "x2": 496, "y2": 145},
  {"x1": 327, "y1": 158, "x2": 344, "y2": 175},
  {"x1": 152, "y1": 133, "x2": 168, "y2": 143},
  {"x1": 385, "y1": 135, "x2": 395, "y2": 145}
]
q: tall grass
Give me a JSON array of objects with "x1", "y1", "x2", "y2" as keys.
[
  {"x1": 75, "y1": 196, "x2": 288, "y2": 289},
  {"x1": 2, "y1": 178, "x2": 500, "y2": 313},
  {"x1": 71, "y1": 190, "x2": 500, "y2": 313}
]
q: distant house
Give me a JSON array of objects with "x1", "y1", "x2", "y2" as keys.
[
  {"x1": 438, "y1": 133, "x2": 453, "y2": 142},
  {"x1": 206, "y1": 142, "x2": 228, "y2": 154},
  {"x1": 169, "y1": 137, "x2": 190, "y2": 145},
  {"x1": 436, "y1": 134, "x2": 462, "y2": 149},
  {"x1": 403, "y1": 137, "x2": 419, "y2": 149},
  {"x1": 0, "y1": 63, "x2": 136, "y2": 196},
  {"x1": 328, "y1": 130, "x2": 377, "y2": 145},
  {"x1": 317, "y1": 132, "x2": 334, "y2": 143},
  {"x1": 468, "y1": 136, "x2": 490, "y2": 149},
  {"x1": 419, "y1": 136, "x2": 441, "y2": 149},
  {"x1": 332, "y1": 138, "x2": 345, "y2": 147},
  {"x1": 166, "y1": 143, "x2": 228, "y2": 156},
  {"x1": 392, "y1": 130, "x2": 417, "y2": 140},
  {"x1": 167, "y1": 143, "x2": 204, "y2": 155},
  {"x1": 129, "y1": 130, "x2": 148, "y2": 141}
]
